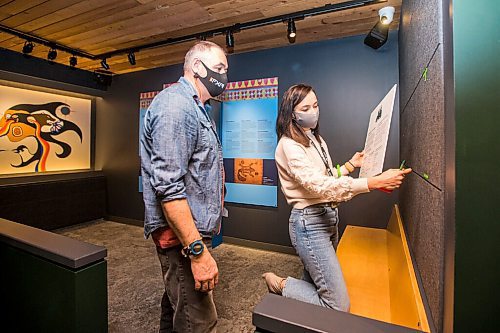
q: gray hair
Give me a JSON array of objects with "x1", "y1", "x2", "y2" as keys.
[{"x1": 183, "y1": 41, "x2": 225, "y2": 73}]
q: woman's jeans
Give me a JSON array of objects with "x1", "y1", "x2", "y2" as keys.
[{"x1": 283, "y1": 204, "x2": 350, "y2": 311}]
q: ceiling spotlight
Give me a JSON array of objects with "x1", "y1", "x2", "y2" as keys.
[
  {"x1": 379, "y1": 6, "x2": 395, "y2": 25},
  {"x1": 47, "y1": 48, "x2": 57, "y2": 61},
  {"x1": 69, "y1": 56, "x2": 77, "y2": 67},
  {"x1": 364, "y1": 21, "x2": 389, "y2": 49},
  {"x1": 127, "y1": 52, "x2": 136, "y2": 66},
  {"x1": 226, "y1": 30, "x2": 234, "y2": 52},
  {"x1": 100, "y1": 58, "x2": 110, "y2": 70},
  {"x1": 287, "y1": 19, "x2": 296, "y2": 43},
  {"x1": 22, "y1": 41, "x2": 34, "y2": 55}
]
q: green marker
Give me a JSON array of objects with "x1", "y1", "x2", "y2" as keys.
[
  {"x1": 399, "y1": 160, "x2": 406, "y2": 170},
  {"x1": 336, "y1": 164, "x2": 342, "y2": 178},
  {"x1": 422, "y1": 67, "x2": 428, "y2": 81}
]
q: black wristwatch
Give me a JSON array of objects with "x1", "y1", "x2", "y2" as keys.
[{"x1": 181, "y1": 239, "x2": 205, "y2": 258}]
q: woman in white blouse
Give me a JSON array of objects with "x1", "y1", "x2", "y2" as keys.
[{"x1": 262, "y1": 84, "x2": 411, "y2": 311}]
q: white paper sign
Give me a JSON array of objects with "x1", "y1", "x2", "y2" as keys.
[{"x1": 359, "y1": 84, "x2": 397, "y2": 178}]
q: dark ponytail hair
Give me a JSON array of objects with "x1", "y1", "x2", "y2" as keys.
[{"x1": 276, "y1": 84, "x2": 320, "y2": 147}]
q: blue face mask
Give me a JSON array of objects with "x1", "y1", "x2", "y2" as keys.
[{"x1": 294, "y1": 110, "x2": 319, "y2": 129}]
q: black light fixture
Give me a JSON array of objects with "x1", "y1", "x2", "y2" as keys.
[
  {"x1": 364, "y1": 5, "x2": 394, "y2": 50},
  {"x1": 226, "y1": 30, "x2": 234, "y2": 53},
  {"x1": 69, "y1": 55, "x2": 77, "y2": 67},
  {"x1": 364, "y1": 21, "x2": 389, "y2": 49},
  {"x1": 287, "y1": 19, "x2": 296, "y2": 43},
  {"x1": 127, "y1": 52, "x2": 136, "y2": 65},
  {"x1": 47, "y1": 47, "x2": 57, "y2": 61},
  {"x1": 100, "y1": 58, "x2": 110, "y2": 70},
  {"x1": 22, "y1": 41, "x2": 34, "y2": 54}
]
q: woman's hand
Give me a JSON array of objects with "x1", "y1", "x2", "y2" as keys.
[
  {"x1": 349, "y1": 151, "x2": 365, "y2": 168},
  {"x1": 367, "y1": 168, "x2": 412, "y2": 191}
]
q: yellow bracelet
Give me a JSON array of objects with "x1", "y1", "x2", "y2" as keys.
[{"x1": 345, "y1": 162, "x2": 355, "y2": 173}]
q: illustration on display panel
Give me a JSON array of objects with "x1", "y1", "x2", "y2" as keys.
[{"x1": 0, "y1": 85, "x2": 91, "y2": 175}]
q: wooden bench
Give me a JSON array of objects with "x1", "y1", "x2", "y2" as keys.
[
  {"x1": 253, "y1": 205, "x2": 431, "y2": 333},
  {"x1": 337, "y1": 205, "x2": 430, "y2": 332}
]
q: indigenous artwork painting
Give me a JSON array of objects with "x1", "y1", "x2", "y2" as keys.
[{"x1": 0, "y1": 85, "x2": 91, "y2": 175}]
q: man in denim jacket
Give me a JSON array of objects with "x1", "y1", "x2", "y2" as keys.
[{"x1": 140, "y1": 41, "x2": 228, "y2": 332}]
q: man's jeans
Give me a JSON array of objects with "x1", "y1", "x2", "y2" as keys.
[
  {"x1": 283, "y1": 205, "x2": 350, "y2": 312},
  {"x1": 156, "y1": 240, "x2": 217, "y2": 333}
]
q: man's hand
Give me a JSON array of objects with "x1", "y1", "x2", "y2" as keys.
[{"x1": 191, "y1": 250, "x2": 219, "y2": 293}]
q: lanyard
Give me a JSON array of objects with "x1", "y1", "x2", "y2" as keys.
[{"x1": 309, "y1": 138, "x2": 334, "y2": 177}]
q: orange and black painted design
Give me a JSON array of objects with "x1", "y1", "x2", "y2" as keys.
[
  {"x1": 0, "y1": 102, "x2": 82, "y2": 172},
  {"x1": 234, "y1": 158, "x2": 263, "y2": 185}
]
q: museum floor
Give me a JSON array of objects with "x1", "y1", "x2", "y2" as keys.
[{"x1": 56, "y1": 220, "x2": 302, "y2": 332}]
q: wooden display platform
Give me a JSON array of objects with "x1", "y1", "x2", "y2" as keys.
[{"x1": 337, "y1": 205, "x2": 430, "y2": 332}]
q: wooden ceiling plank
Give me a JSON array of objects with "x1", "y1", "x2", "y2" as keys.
[
  {"x1": 3, "y1": 0, "x2": 168, "y2": 48},
  {"x1": 194, "y1": 0, "x2": 231, "y2": 7},
  {"x1": 24, "y1": 0, "x2": 135, "y2": 40},
  {"x1": 12, "y1": 0, "x2": 120, "y2": 34},
  {"x1": 78, "y1": 10, "x2": 265, "y2": 55},
  {"x1": 259, "y1": 0, "x2": 352, "y2": 17},
  {"x1": 0, "y1": 0, "x2": 130, "y2": 47},
  {"x1": 0, "y1": 0, "x2": 83, "y2": 27},
  {"x1": 61, "y1": 1, "x2": 209, "y2": 49},
  {"x1": 204, "y1": 0, "x2": 341, "y2": 19},
  {"x1": 0, "y1": 31, "x2": 14, "y2": 43},
  {"x1": 56, "y1": 0, "x2": 193, "y2": 47},
  {"x1": 0, "y1": 0, "x2": 47, "y2": 21}
]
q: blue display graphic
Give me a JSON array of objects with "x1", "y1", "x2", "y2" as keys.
[{"x1": 220, "y1": 78, "x2": 279, "y2": 207}]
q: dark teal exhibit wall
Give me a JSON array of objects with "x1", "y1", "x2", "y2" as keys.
[
  {"x1": 96, "y1": 32, "x2": 400, "y2": 247},
  {"x1": 453, "y1": 1, "x2": 500, "y2": 332},
  {"x1": 398, "y1": 0, "x2": 450, "y2": 331}
]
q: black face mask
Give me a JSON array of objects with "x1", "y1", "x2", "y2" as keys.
[{"x1": 196, "y1": 60, "x2": 228, "y2": 97}]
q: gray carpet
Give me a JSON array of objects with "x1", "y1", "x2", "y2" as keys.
[{"x1": 56, "y1": 220, "x2": 302, "y2": 333}]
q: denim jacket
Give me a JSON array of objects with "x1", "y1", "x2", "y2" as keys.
[{"x1": 140, "y1": 77, "x2": 223, "y2": 239}]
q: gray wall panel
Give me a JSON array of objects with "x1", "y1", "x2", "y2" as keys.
[
  {"x1": 399, "y1": 0, "x2": 447, "y2": 331},
  {"x1": 400, "y1": 54, "x2": 446, "y2": 327},
  {"x1": 399, "y1": 0, "x2": 443, "y2": 108},
  {"x1": 401, "y1": 46, "x2": 445, "y2": 190}
]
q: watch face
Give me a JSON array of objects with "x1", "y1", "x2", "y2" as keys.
[{"x1": 191, "y1": 240, "x2": 204, "y2": 255}]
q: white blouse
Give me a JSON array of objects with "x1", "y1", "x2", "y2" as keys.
[{"x1": 275, "y1": 132, "x2": 370, "y2": 209}]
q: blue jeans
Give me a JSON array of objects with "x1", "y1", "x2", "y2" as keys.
[{"x1": 283, "y1": 204, "x2": 350, "y2": 311}]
